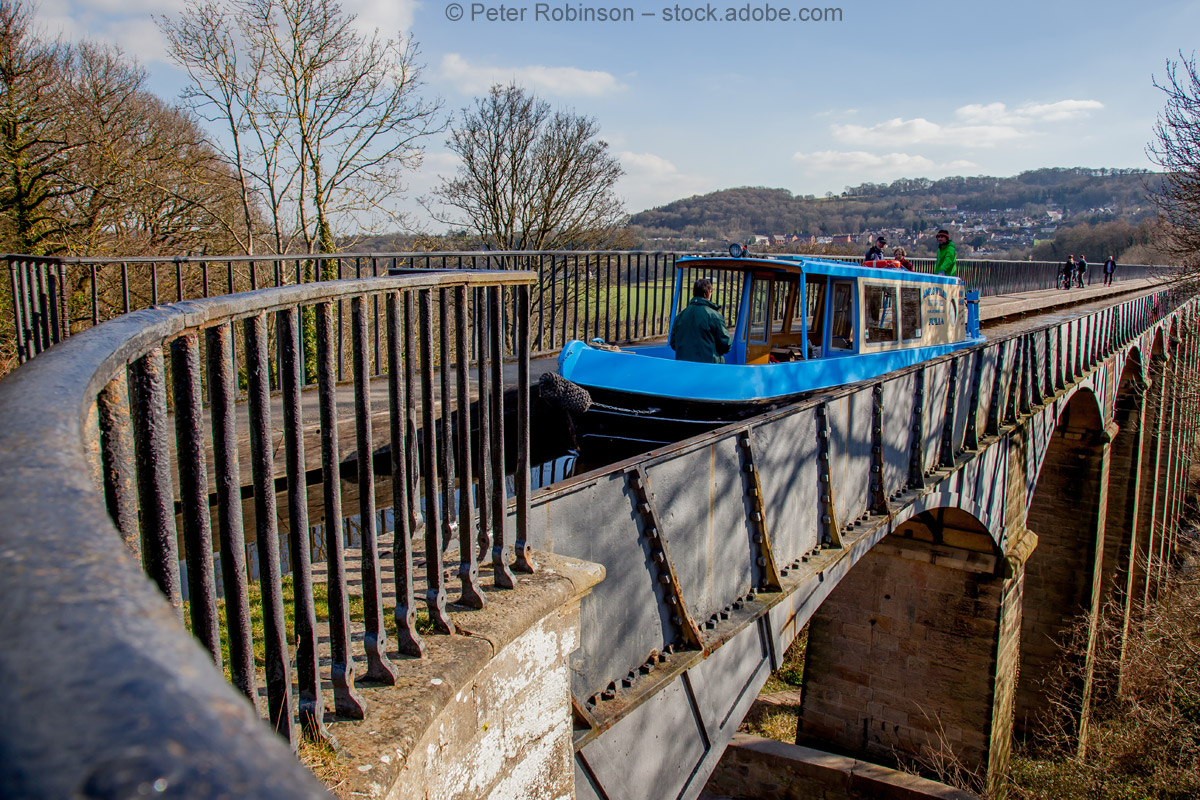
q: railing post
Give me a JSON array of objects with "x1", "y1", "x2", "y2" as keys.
[
  {"x1": 316, "y1": 301, "x2": 367, "y2": 719},
  {"x1": 279, "y1": 307, "x2": 330, "y2": 741},
  {"x1": 128, "y1": 347, "x2": 181, "y2": 609},
  {"x1": 169, "y1": 333, "x2": 220, "y2": 662},
  {"x1": 244, "y1": 313, "x2": 294, "y2": 743},
  {"x1": 205, "y1": 322, "x2": 256, "y2": 704}
]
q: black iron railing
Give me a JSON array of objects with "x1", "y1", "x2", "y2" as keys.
[
  {"x1": 5, "y1": 251, "x2": 1166, "y2": 370},
  {"x1": 0, "y1": 268, "x2": 533, "y2": 795}
]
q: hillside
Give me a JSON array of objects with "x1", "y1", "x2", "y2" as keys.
[{"x1": 628, "y1": 168, "x2": 1161, "y2": 251}]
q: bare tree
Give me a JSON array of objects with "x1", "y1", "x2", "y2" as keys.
[
  {"x1": 427, "y1": 83, "x2": 627, "y2": 251},
  {"x1": 1149, "y1": 52, "x2": 1200, "y2": 270},
  {"x1": 160, "y1": 0, "x2": 441, "y2": 258},
  {"x1": 160, "y1": 0, "x2": 273, "y2": 254},
  {"x1": 49, "y1": 42, "x2": 254, "y2": 258},
  {"x1": 0, "y1": 0, "x2": 74, "y2": 255}
]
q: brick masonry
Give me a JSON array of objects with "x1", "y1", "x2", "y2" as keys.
[
  {"x1": 797, "y1": 514, "x2": 1024, "y2": 793},
  {"x1": 1017, "y1": 392, "x2": 1109, "y2": 741}
]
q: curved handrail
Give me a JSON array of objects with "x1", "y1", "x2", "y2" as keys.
[{"x1": 0, "y1": 269, "x2": 533, "y2": 798}]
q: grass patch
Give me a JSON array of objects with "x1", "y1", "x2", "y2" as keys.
[
  {"x1": 739, "y1": 624, "x2": 808, "y2": 744},
  {"x1": 185, "y1": 576, "x2": 428, "y2": 682},
  {"x1": 761, "y1": 624, "x2": 807, "y2": 694},
  {"x1": 740, "y1": 704, "x2": 800, "y2": 742},
  {"x1": 298, "y1": 735, "x2": 349, "y2": 797}
]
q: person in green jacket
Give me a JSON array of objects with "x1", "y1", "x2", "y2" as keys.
[
  {"x1": 934, "y1": 229, "x2": 957, "y2": 276},
  {"x1": 670, "y1": 278, "x2": 733, "y2": 363}
]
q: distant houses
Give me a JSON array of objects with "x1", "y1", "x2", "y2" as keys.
[{"x1": 735, "y1": 206, "x2": 1078, "y2": 256}]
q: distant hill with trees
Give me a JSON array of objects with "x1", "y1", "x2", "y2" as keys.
[{"x1": 628, "y1": 168, "x2": 1161, "y2": 246}]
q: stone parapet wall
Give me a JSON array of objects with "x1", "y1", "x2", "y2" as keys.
[{"x1": 333, "y1": 553, "x2": 604, "y2": 800}]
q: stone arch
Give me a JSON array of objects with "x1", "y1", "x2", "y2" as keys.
[
  {"x1": 1136, "y1": 315, "x2": 1182, "y2": 608},
  {"x1": 1090, "y1": 348, "x2": 1151, "y2": 708},
  {"x1": 1122, "y1": 344, "x2": 1147, "y2": 388},
  {"x1": 796, "y1": 505, "x2": 1016, "y2": 792},
  {"x1": 1017, "y1": 388, "x2": 1109, "y2": 742},
  {"x1": 1023, "y1": 386, "x2": 1105, "y2": 512}
]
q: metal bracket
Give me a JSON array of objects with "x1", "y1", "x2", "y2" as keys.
[
  {"x1": 1030, "y1": 332, "x2": 1046, "y2": 408},
  {"x1": 1057, "y1": 325, "x2": 1068, "y2": 387},
  {"x1": 908, "y1": 368, "x2": 927, "y2": 489},
  {"x1": 964, "y1": 350, "x2": 983, "y2": 451},
  {"x1": 939, "y1": 358, "x2": 959, "y2": 468},
  {"x1": 626, "y1": 466, "x2": 704, "y2": 650},
  {"x1": 815, "y1": 403, "x2": 842, "y2": 547},
  {"x1": 987, "y1": 339, "x2": 1006, "y2": 437},
  {"x1": 737, "y1": 432, "x2": 782, "y2": 591},
  {"x1": 1004, "y1": 336, "x2": 1023, "y2": 425},
  {"x1": 869, "y1": 385, "x2": 889, "y2": 514},
  {"x1": 1017, "y1": 334, "x2": 1031, "y2": 416}
]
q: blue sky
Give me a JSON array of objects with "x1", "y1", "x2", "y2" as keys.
[{"x1": 34, "y1": 0, "x2": 1200, "y2": 225}]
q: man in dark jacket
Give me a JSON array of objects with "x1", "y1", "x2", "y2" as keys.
[
  {"x1": 1076, "y1": 255, "x2": 1088, "y2": 288},
  {"x1": 864, "y1": 236, "x2": 886, "y2": 263},
  {"x1": 1062, "y1": 255, "x2": 1075, "y2": 290},
  {"x1": 670, "y1": 278, "x2": 733, "y2": 363},
  {"x1": 1103, "y1": 255, "x2": 1116, "y2": 286}
]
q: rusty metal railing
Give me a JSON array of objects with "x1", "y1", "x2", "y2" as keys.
[
  {"x1": 4, "y1": 251, "x2": 1165, "y2": 370},
  {"x1": 0, "y1": 268, "x2": 534, "y2": 796}
]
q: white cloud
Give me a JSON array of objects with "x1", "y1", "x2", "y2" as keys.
[
  {"x1": 439, "y1": 53, "x2": 626, "y2": 97},
  {"x1": 814, "y1": 107, "x2": 859, "y2": 119},
  {"x1": 791, "y1": 150, "x2": 977, "y2": 181},
  {"x1": 956, "y1": 99, "x2": 1104, "y2": 124},
  {"x1": 829, "y1": 99, "x2": 1103, "y2": 151},
  {"x1": 344, "y1": 0, "x2": 418, "y2": 38},
  {"x1": 617, "y1": 151, "x2": 711, "y2": 212},
  {"x1": 36, "y1": 0, "x2": 180, "y2": 63},
  {"x1": 832, "y1": 117, "x2": 1024, "y2": 149}
]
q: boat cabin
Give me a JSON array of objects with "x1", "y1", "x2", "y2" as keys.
[{"x1": 670, "y1": 255, "x2": 973, "y2": 366}]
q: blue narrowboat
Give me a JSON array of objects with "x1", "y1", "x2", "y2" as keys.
[{"x1": 551, "y1": 251, "x2": 983, "y2": 450}]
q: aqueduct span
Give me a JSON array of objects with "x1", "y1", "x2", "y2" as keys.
[{"x1": 0, "y1": 254, "x2": 1192, "y2": 800}]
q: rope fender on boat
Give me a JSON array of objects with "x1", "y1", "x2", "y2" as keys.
[{"x1": 538, "y1": 372, "x2": 593, "y2": 414}]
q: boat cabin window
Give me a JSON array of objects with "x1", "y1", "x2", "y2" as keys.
[
  {"x1": 746, "y1": 276, "x2": 770, "y2": 344},
  {"x1": 900, "y1": 287, "x2": 922, "y2": 340},
  {"x1": 805, "y1": 275, "x2": 827, "y2": 354},
  {"x1": 829, "y1": 281, "x2": 855, "y2": 351},
  {"x1": 863, "y1": 284, "x2": 898, "y2": 344},
  {"x1": 771, "y1": 279, "x2": 791, "y2": 335}
]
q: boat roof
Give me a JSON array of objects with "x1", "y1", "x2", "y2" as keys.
[{"x1": 676, "y1": 254, "x2": 961, "y2": 285}]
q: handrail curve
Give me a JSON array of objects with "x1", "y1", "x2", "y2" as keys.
[{"x1": 0, "y1": 269, "x2": 534, "y2": 799}]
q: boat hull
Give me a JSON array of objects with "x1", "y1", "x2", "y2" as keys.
[{"x1": 554, "y1": 336, "x2": 985, "y2": 456}]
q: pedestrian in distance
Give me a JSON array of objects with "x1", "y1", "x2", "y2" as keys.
[
  {"x1": 1076, "y1": 255, "x2": 1088, "y2": 288},
  {"x1": 1061, "y1": 255, "x2": 1076, "y2": 291},
  {"x1": 864, "y1": 235, "x2": 886, "y2": 263},
  {"x1": 669, "y1": 277, "x2": 733, "y2": 363},
  {"x1": 934, "y1": 230, "x2": 957, "y2": 276},
  {"x1": 1103, "y1": 255, "x2": 1116, "y2": 287}
]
